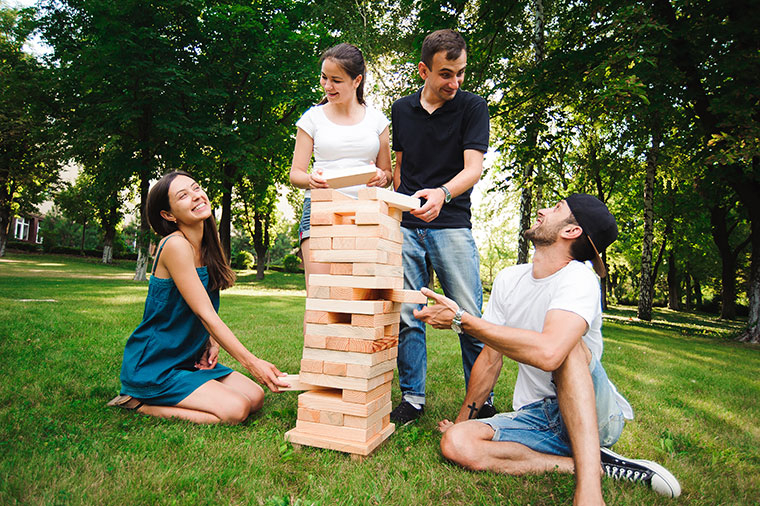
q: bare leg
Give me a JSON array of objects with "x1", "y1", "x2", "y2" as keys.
[
  {"x1": 440, "y1": 420, "x2": 575, "y2": 475},
  {"x1": 554, "y1": 341, "x2": 604, "y2": 506},
  {"x1": 301, "y1": 237, "x2": 330, "y2": 294},
  {"x1": 138, "y1": 373, "x2": 261, "y2": 425}
]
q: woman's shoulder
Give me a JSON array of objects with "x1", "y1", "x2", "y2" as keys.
[
  {"x1": 157, "y1": 234, "x2": 194, "y2": 263},
  {"x1": 364, "y1": 105, "x2": 390, "y2": 130}
]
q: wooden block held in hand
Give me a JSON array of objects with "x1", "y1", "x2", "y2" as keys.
[{"x1": 323, "y1": 165, "x2": 377, "y2": 189}]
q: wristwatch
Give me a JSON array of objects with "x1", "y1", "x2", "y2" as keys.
[
  {"x1": 451, "y1": 307, "x2": 466, "y2": 334},
  {"x1": 439, "y1": 185, "x2": 452, "y2": 203}
]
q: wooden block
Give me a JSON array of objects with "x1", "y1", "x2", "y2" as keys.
[
  {"x1": 310, "y1": 224, "x2": 402, "y2": 243},
  {"x1": 332, "y1": 237, "x2": 356, "y2": 249},
  {"x1": 302, "y1": 347, "x2": 393, "y2": 366},
  {"x1": 284, "y1": 422, "x2": 394, "y2": 456},
  {"x1": 354, "y1": 212, "x2": 402, "y2": 230},
  {"x1": 311, "y1": 249, "x2": 389, "y2": 264},
  {"x1": 355, "y1": 237, "x2": 402, "y2": 254},
  {"x1": 322, "y1": 361, "x2": 347, "y2": 376},
  {"x1": 352, "y1": 263, "x2": 403, "y2": 277},
  {"x1": 304, "y1": 334, "x2": 327, "y2": 349},
  {"x1": 311, "y1": 199, "x2": 389, "y2": 216},
  {"x1": 330, "y1": 263, "x2": 354, "y2": 275},
  {"x1": 278, "y1": 374, "x2": 327, "y2": 391},
  {"x1": 304, "y1": 311, "x2": 351, "y2": 325},
  {"x1": 308, "y1": 237, "x2": 332, "y2": 250},
  {"x1": 298, "y1": 407, "x2": 344, "y2": 426},
  {"x1": 358, "y1": 187, "x2": 421, "y2": 211},
  {"x1": 379, "y1": 288, "x2": 428, "y2": 304},
  {"x1": 306, "y1": 298, "x2": 388, "y2": 315},
  {"x1": 351, "y1": 312, "x2": 400, "y2": 327},
  {"x1": 342, "y1": 381, "x2": 392, "y2": 404},
  {"x1": 387, "y1": 253, "x2": 402, "y2": 266},
  {"x1": 385, "y1": 323, "x2": 399, "y2": 336},
  {"x1": 325, "y1": 336, "x2": 397, "y2": 354},
  {"x1": 311, "y1": 188, "x2": 355, "y2": 202},
  {"x1": 307, "y1": 285, "x2": 331, "y2": 299},
  {"x1": 329, "y1": 287, "x2": 380, "y2": 300},
  {"x1": 389, "y1": 208, "x2": 403, "y2": 221},
  {"x1": 323, "y1": 165, "x2": 377, "y2": 189},
  {"x1": 310, "y1": 274, "x2": 402, "y2": 290},
  {"x1": 300, "y1": 358, "x2": 324, "y2": 374},
  {"x1": 296, "y1": 418, "x2": 383, "y2": 442},
  {"x1": 299, "y1": 389, "x2": 392, "y2": 417},
  {"x1": 305, "y1": 323, "x2": 384, "y2": 340},
  {"x1": 343, "y1": 402, "x2": 392, "y2": 429},
  {"x1": 345, "y1": 358, "x2": 397, "y2": 379},
  {"x1": 299, "y1": 370, "x2": 394, "y2": 392}
]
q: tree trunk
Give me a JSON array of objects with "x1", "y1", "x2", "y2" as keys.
[
  {"x1": 516, "y1": 179, "x2": 533, "y2": 265},
  {"x1": 637, "y1": 128, "x2": 660, "y2": 321},
  {"x1": 133, "y1": 172, "x2": 150, "y2": 281},
  {"x1": 694, "y1": 277, "x2": 703, "y2": 307},
  {"x1": 734, "y1": 161, "x2": 760, "y2": 343},
  {"x1": 0, "y1": 204, "x2": 10, "y2": 258},
  {"x1": 220, "y1": 163, "x2": 235, "y2": 264},
  {"x1": 709, "y1": 204, "x2": 739, "y2": 319},
  {"x1": 102, "y1": 225, "x2": 115, "y2": 264},
  {"x1": 80, "y1": 219, "x2": 87, "y2": 255},
  {"x1": 684, "y1": 272, "x2": 692, "y2": 311},
  {"x1": 667, "y1": 251, "x2": 680, "y2": 311},
  {"x1": 517, "y1": 0, "x2": 547, "y2": 266},
  {"x1": 253, "y1": 209, "x2": 269, "y2": 281}
]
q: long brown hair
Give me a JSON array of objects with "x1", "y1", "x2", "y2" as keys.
[
  {"x1": 318, "y1": 43, "x2": 366, "y2": 105},
  {"x1": 146, "y1": 171, "x2": 236, "y2": 291}
]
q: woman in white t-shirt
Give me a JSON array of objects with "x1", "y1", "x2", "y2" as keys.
[{"x1": 289, "y1": 43, "x2": 392, "y2": 291}]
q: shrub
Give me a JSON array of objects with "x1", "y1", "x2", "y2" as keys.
[
  {"x1": 5, "y1": 240, "x2": 43, "y2": 253},
  {"x1": 232, "y1": 250, "x2": 255, "y2": 270},
  {"x1": 283, "y1": 254, "x2": 301, "y2": 273}
]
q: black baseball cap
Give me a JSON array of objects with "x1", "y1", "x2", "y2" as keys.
[{"x1": 565, "y1": 194, "x2": 618, "y2": 278}]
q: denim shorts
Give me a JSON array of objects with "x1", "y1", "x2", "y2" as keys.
[
  {"x1": 298, "y1": 196, "x2": 311, "y2": 242},
  {"x1": 480, "y1": 358, "x2": 625, "y2": 457}
]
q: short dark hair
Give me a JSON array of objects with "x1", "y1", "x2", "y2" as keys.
[
  {"x1": 564, "y1": 215, "x2": 596, "y2": 262},
  {"x1": 421, "y1": 29, "x2": 466, "y2": 69},
  {"x1": 319, "y1": 43, "x2": 366, "y2": 105}
]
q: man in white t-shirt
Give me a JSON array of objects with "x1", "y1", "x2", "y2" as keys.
[{"x1": 414, "y1": 194, "x2": 681, "y2": 504}]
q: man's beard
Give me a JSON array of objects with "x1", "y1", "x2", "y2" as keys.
[{"x1": 523, "y1": 222, "x2": 561, "y2": 247}]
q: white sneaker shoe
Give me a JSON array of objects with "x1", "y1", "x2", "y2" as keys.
[{"x1": 601, "y1": 447, "x2": 681, "y2": 498}]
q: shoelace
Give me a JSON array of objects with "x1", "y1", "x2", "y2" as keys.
[{"x1": 603, "y1": 463, "x2": 653, "y2": 482}]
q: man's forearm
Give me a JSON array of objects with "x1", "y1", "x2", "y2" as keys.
[
  {"x1": 454, "y1": 348, "x2": 502, "y2": 423},
  {"x1": 441, "y1": 149, "x2": 483, "y2": 198}
]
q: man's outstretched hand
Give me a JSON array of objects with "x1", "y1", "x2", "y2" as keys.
[{"x1": 413, "y1": 287, "x2": 460, "y2": 329}]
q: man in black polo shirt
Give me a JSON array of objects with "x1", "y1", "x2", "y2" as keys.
[{"x1": 390, "y1": 29, "x2": 491, "y2": 424}]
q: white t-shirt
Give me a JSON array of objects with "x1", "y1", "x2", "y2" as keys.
[
  {"x1": 296, "y1": 104, "x2": 389, "y2": 198},
  {"x1": 483, "y1": 261, "x2": 632, "y2": 417}
]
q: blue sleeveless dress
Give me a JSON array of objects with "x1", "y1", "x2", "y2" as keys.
[{"x1": 119, "y1": 236, "x2": 233, "y2": 405}]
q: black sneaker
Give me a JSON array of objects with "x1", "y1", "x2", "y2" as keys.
[
  {"x1": 390, "y1": 401, "x2": 424, "y2": 426},
  {"x1": 475, "y1": 402, "x2": 497, "y2": 419},
  {"x1": 601, "y1": 447, "x2": 681, "y2": 498}
]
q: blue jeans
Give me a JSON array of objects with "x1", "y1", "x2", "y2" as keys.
[
  {"x1": 298, "y1": 197, "x2": 311, "y2": 242},
  {"x1": 480, "y1": 358, "x2": 626, "y2": 456},
  {"x1": 398, "y1": 227, "x2": 484, "y2": 405}
]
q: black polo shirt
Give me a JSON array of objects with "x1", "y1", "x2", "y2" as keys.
[{"x1": 391, "y1": 87, "x2": 489, "y2": 229}]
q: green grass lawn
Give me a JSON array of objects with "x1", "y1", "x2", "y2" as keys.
[{"x1": 1, "y1": 252, "x2": 758, "y2": 505}]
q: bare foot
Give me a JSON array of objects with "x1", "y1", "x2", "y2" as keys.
[{"x1": 438, "y1": 419, "x2": 454, "y2": 433}]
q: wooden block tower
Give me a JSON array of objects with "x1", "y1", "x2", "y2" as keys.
[{"x1": 285, "y1": 186, "x2": 425, "y2": 457}]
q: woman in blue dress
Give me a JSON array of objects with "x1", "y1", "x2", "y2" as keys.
[{"x1": 108, "y1": 171, "x2": 289, "y2": 424}]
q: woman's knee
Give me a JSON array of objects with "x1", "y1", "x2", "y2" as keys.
[{"x1": 217, "y1": 392, "x2": 252, "y2": 425}]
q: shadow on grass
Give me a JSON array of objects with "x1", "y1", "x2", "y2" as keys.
[{"x1": 605, "y1": 304, "x2": 747, "y2": 340}]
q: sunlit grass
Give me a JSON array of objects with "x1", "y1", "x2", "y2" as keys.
[{"x1": 0, "y1": 252, "x2": 758, "y2": 505}]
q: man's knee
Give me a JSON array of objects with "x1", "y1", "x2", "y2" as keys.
[{"x1": 440, "y1": 423, "x2": 491, "y2": 471}]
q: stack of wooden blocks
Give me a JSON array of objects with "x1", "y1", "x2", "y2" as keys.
[{"x1": 284, "y1": 186, "x2": 425, "y2": 457}]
